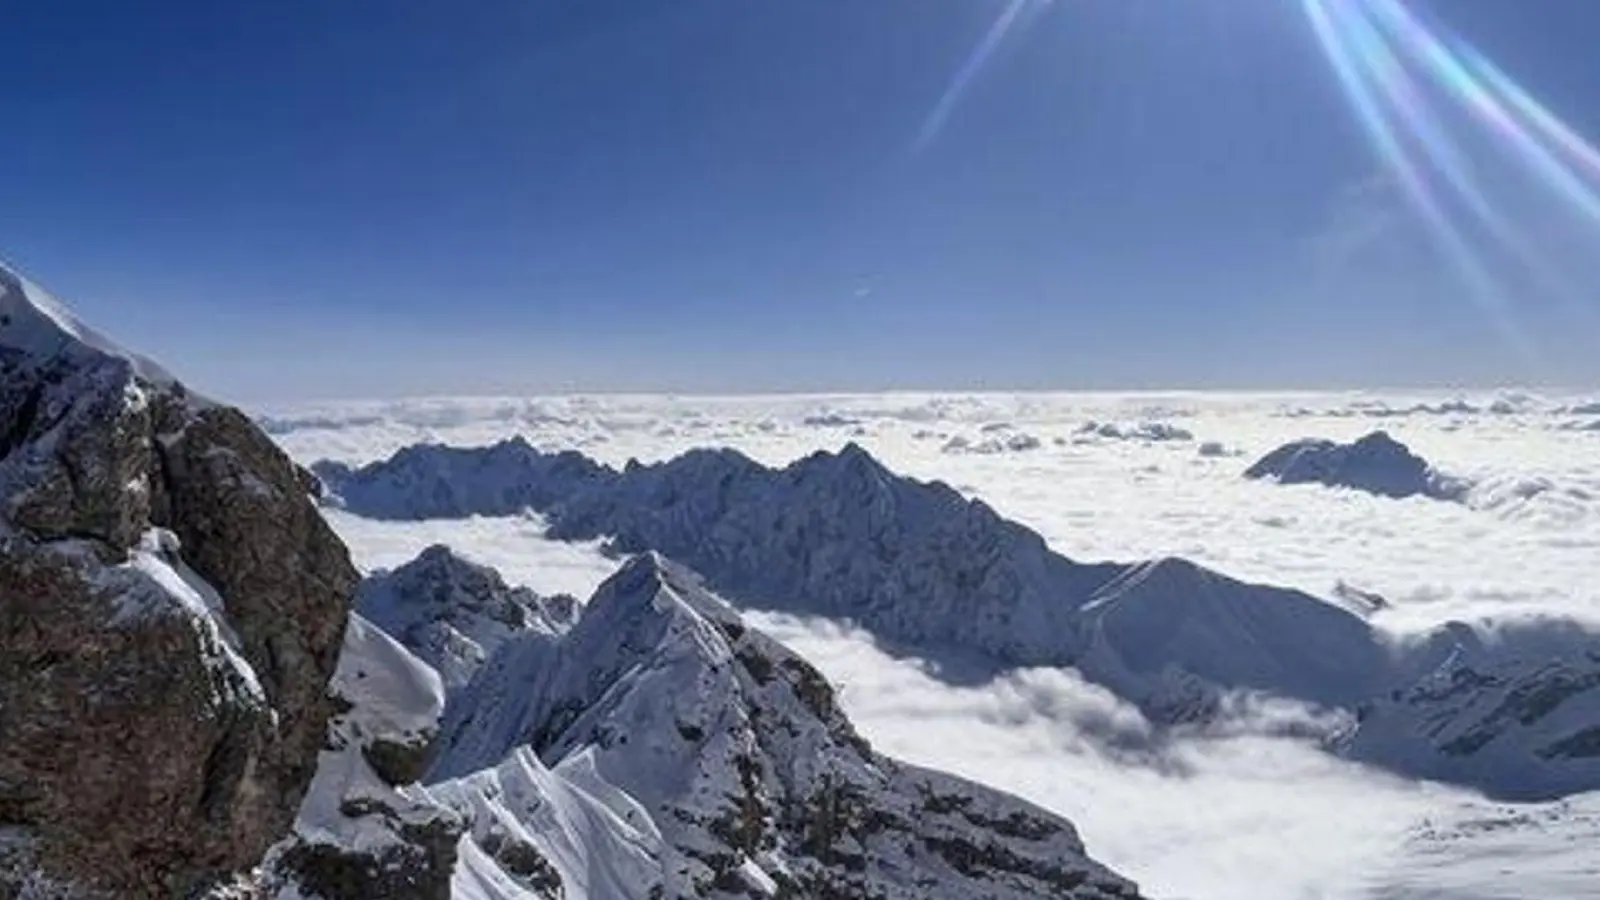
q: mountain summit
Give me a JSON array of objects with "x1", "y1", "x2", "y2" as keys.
[{"x1": 1244, "y1": 430, "x2": 1470, "y2": 501}]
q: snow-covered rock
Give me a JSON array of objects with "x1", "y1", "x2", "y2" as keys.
[
  {"x1": 357, "y1": 544, "x2": 577, "y2": 692},
  {"x1": 1340, "y1": 634, "x2": 1600, "y2": 801},
  {"x1": 427, "y1": 552, "x2": 1144, "y2": 899},
  {"x1": 268, "y1": 614, "x2": 464, "y2": 900},
  {"x1": 0, "y1": 263, "x2": 359, "y2": 896},
  {"x1": 1244, "y1": 430, "x2": 1469, "y2": 501}
]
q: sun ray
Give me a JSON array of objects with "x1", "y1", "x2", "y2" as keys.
[
  {"x1": 1302, "y1": 0, "x2": 1533, "y2": 357},
  {"x1": 1454, "y1": 40, "x2": 1600, "y2": 185},
  {"x1": 1359, "y1": 0, "x2": 1600, "y2": 226},
  {"x1": 1333, "y1": 0, "x2": 1571, "y2": 300},
  {"x1": 913, "y1": 0, "x2": 1042, "y2": 153}
]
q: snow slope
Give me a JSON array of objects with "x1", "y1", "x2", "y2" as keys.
[
  {"x1": 424, "y1": 551, "x2": 1142, "y2": 899},
  {"x1": 0, "y1": 261, "x2": 185, "y2": 391}
]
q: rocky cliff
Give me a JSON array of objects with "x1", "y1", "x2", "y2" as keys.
[{"x1": 0, "y1": 264, "x2": 357, "y2": 896}]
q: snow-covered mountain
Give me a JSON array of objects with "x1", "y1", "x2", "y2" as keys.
[
  {"x1": 315, "y1": 440, "x2": 1396, "y2": 716},
  {"x1": 272, "y1": 547, "x2": 1148, "y2": 899},
  {"x1": 1341, "y1": 631, "x2": 1600, "y2": 801},
  {"x1": 356, "y1": 544, "x2": 578, "y2": 692},
  {"x1": 314, "y1": 437, "x2": 1600, "y2": 801},
  {"x1": 0, "y1": 264, "x2": 1145, "y2": 898},
  {"x1": 1244, "y1": 430, "x2": 1469, "y2": 501},
  {"x1": 424, "y1": 550, "x2": 1145, "y2": 899}
]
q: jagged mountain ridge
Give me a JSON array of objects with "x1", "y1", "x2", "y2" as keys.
[
  {"x1": 315, "y1": 439, "x2": 1396, "y2": 716},
  {"x1": 314, "y1": 438, "x2": 1600, "y2": 800},
  {"x1": 417, "y1": 549, "x2": 1145, "y2": 899}
]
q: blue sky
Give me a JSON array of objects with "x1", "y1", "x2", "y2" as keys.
[{"x1": 4, "y1": 0, "x2": 1600, "y2": 402}]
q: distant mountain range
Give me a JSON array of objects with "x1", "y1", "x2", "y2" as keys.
[{"x1": 317, "y1": 437, "x2": 1600, "y2": 801}]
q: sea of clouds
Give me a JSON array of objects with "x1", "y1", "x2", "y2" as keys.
[{"x1": 269, "y1": 390, "x2": 1600, "y2": 900}]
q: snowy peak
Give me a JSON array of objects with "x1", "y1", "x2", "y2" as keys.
[
  {"x1": 357, "y1": 544, "x2": 577, "y2": 691},
  {"x1": 1245, "y1": 429, "x2": 1469, "y2": 501},
  {"x1": 0, "y1": 261, "x2": 180, "y2": 388},
  {"x1": 420, "y1": 551, "x2": 1144, "y2": 899}
]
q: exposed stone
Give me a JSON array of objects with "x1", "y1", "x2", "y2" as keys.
[{"x1": 0, "y1": 265, "x2": 358, "y2": 896}]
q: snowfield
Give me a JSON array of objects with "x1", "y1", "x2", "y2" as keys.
[{"x1": 265, "y1": 391, "x2": 1600, "y2": 900}]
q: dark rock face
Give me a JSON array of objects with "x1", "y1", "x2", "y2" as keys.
[
  {"x1": 0, "y1": 266, "x2": 357, "y2": 896},
  {"x1": 275, "y1": 816, "x2": 460, "y2": 900},
  {"x1": 1243, "y1": 430, "x2": 1469, "y2": 501}
]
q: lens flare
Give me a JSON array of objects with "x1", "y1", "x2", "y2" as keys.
[
  {"x1": 1358, "y1": 0, "x2": 1600, "y2": 226},
  {"x1": 1332, "y1": 0, "x2": 1569, "y2": 300},
  {"x1": 1303, "y1": 0, "x2": 1532, "y2": 355},
  {"x1": 914, "y1": 0, "x2": 1045, "y2": 153},
  {"x1": 1455, "y1": 41, "x2": 1600, "y2": 185},
  {"x1": 1303, "y1": 0, "x2": 1600, "y2": 360}
]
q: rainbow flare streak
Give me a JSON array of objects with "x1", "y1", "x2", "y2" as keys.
[
  {"x1": 1303, "y1": 0, "x2": 1600, "y2": 358},
  {"x1": 1357, "y1": 0, "x2": 1600, "y2": 226},
  {"x1": 1303, "y1": 0, "x2": 1530, "y2": 354},
  {"x1": 1333, "y1": 0, "x2": 1568, "y2": 300},
  {"x1": 1456, "y1": 41, "x2": 1600, "y2": 185}
]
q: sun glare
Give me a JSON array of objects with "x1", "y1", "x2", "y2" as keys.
[{"x1": 1304, "y1": 0, "x2": 1600, "y2": 358}]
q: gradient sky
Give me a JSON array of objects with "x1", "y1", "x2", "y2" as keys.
[{"x1": 4, "y1": 0, "x2": 1600, "y2": 402}]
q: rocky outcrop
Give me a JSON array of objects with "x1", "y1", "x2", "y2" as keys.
[
  {"x1": 1340, "y1": 633, "x2": 1600, "y2": 801},
  {"x1": 0, "y1": 264, "x2": 357, "y2": 896},
  {"x1": 422, "y1": 552, "x2": 1144, "y2": 899},
  {"x1": 267, "y1": 614, "x2": 463, "y2": 900},
  {"x1": 355, "y1": 544, "x2": 577, "y2": 693},
  {"x1": 1243, "y1": 430, "x2": 1469, "y2": 501}
]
